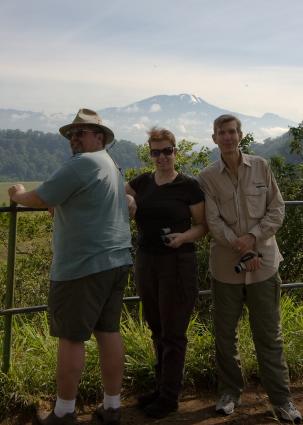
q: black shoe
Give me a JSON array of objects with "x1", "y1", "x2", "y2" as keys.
[
  {"x1": 143, "y1": 396, "x2": 178, "y2": 419},
  {"x1": 35, "y1": 410, "x2": 78, "y2": 425},
  {"x1": 137, "y1": 390, "x2": 160, "y2": 409},
  {"x1": 94, "y1": 404, "x2": 121, "y2": 425}
]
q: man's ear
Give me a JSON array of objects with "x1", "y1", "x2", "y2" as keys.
[{"x1": 212, "y1": 134, "x2": 218, "y2": 145}]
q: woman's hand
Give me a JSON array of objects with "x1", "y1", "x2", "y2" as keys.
[{"x1": 165, "y1": 233, "x2": 186, "y2": 248}]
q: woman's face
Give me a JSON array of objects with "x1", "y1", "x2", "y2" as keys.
[{"x1": 149, "y1": 139, "x2": 176, "y2": 172}]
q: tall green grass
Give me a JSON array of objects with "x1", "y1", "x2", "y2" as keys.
[{"x1": 0, "y1": 295, "x2": 302, "y2": 419}]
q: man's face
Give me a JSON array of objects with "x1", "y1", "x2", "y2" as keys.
[
  {"x1": 212, "y1": 120, "x2": 242, "y2": 155},
  {"x1": 67, "y1": 128, "x2": 104, "y2": 154}
]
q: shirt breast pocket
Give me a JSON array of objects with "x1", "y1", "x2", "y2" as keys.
[
  {"x1": 245, "y1": 185, "x2": 267, "y2": 218},
  {"x1": 217, "y1": 194, "x2": 237, "y2": 225}
]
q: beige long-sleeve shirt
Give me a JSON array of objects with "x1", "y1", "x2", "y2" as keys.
[{"x1": 197, "y1": 153, "x2": 284, "y2": 284}]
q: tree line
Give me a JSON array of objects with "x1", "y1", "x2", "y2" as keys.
[
  {"x1": 0, "y1": 127, "x2": 302, "y2": 181},
  {"x1": 0, "y1": 129, "x2": 141, "y2": 181}
]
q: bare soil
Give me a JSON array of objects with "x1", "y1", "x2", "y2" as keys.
[{"x1": 1, "y1": 384, "x2": 302, "y2": 425}]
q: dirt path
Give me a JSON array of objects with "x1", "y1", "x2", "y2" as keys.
[{"x1": 1, "y1": 384, "x2": 302, "y2": 424}]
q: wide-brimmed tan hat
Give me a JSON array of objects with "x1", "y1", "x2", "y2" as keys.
[{"x1": 59, "y1": 108, "x2": 114, "y2": 145}]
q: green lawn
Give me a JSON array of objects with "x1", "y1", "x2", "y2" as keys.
[{"x1": 0, "y1": 182, "x2": 41, "y2": 205}]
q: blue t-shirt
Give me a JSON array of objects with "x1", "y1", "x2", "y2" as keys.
[{"x1": 36, "y1": 150, "x2": 132, "y2": 281}]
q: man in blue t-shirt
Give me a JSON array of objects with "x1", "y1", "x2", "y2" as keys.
[{"x1": 8, "y1": 108, "x2": 132, "y2": 425}]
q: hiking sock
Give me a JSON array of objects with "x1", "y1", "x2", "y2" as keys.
[
  {"x1": 103, "y1": 393, "x2": 121, "y2": 409},
  {"x1": 54, "y1": 396, "x2": 76, "y2": 418}
]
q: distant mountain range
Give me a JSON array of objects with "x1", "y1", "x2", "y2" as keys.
[{"x1": 0, "y1": 94, "x2": 298, "y2": 147}]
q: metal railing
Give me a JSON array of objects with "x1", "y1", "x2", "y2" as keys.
[{"x1": 1, "y1": 201, "x2": 303, "y2": 373}]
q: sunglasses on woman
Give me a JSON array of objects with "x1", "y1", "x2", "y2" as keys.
[{"x1": 150, "y1": 146, "x2": 175, "y2": 157}]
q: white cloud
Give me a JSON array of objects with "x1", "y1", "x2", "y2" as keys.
[
  {"x1": 140, "y1": 116, "x2": 151, "y2": 124},
  {"x1": 260, "y1": 127, "x2": 289, "y2": 138},
  {"x1": 133, "y1": 123, "x2": 147, "y2": 131},
  {"x1": 177, "y1": 124, "x2": 187, "y2": 134},
  {"x1": 149, "y1": 103, "x2": 161, "y2": 113},
  {"x1": 125, "y1": 105, "x2": 140, "y2": 113},
  {"x1": 0, "y1": 1, "x2": 303, "y2": 122},
  {"x1": 11, "y1": 112, "x2": 31, "y2": 120}
]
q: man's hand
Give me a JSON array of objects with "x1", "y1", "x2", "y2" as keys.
[
  {"x1": 8, "y1": 184, "x2": 26, "y2": 203},
  {"x1": 243, "y1": 255, "x2": 262, "y2": 272},
  {"x1": 126, "y1": 194, "x2": 137, "y2": 218},
  {"x1": 8, "y1": 185, "x2": 48, "y2": 208},
  {"x1": 232, "y1": 233, "x2": 256, "y2": 256}
]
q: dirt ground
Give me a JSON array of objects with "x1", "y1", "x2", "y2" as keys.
[{"x1": 1, "y1": 384, "x2": 302, "y2": 425}]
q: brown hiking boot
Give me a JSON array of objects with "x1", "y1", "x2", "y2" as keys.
[
  {"x1": 35, "y1": 410, "x2": 78, "y2": 425},
  {"x1": 94, "y1": 404, "x2": 121, "y2": 425}
]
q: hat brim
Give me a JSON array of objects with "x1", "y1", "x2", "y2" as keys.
[{"x1": 59, "y1": 122, "x2": 114, "y2": 145}]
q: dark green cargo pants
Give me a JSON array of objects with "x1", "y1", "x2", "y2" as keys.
[{"x1": 212, "y1": 273, "x2": 291, "y2": 405}]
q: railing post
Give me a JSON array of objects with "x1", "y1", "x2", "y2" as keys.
[{"x1": 2, "y1": 201, "x2": 17, "y2": 373}]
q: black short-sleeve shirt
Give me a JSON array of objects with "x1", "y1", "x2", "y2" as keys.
[{"x1": 129, "y1": 172, "x2": 204, "y2": 254}]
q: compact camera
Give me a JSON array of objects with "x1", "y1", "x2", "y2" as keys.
[
  {"x1": 235, "y1": 251, "x2": 262, "y2": 273},
  {"x1": 161, "y1": 227, "x2": 171, "y2": 244}
]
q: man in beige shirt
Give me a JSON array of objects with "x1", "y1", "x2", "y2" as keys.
[{"x1": 197, "y1": 114, "x2": 301, "y2": 423}]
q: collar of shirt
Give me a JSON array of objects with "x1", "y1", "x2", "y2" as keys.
[{"x1": 218, "y1": 152, "x2": 252, "y2": 173}]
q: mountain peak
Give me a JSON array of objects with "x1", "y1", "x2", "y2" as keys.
[
  {"x1": 179, "y1": 94, "x2": 202, "y2": 104},
  {"x1": 0, "y1": 94, "x2": 298, "y2": 146}
]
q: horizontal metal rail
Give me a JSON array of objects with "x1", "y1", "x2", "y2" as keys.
[
  {"x1": 1, "y1": 284, "x2": 303, "y2": 317},
  {"x1": 0, "y1": 206, "x2": 48, "y2": 212},
  {"x1": 1, "y1": 200, "x2": 303, "y2": 213},
  {"x1": 0, "y1": 200, "x2": 302, "y2": 373}
]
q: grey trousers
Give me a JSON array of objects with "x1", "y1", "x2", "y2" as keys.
[{"x1": 212, "y1": 273, "x2": 291, "y2": 405}]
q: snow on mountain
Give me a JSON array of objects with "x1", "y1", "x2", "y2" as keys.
[{"x1": 0, "y1": 95, "x2": 297, "y2": 147}]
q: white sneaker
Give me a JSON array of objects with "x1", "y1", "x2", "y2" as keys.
[
  {"x1": 215, "y1": 394, "x2": 240, "y2": 415},
  {"x1": 273, "y1": 401, "x2": 302, "y2": 424}
]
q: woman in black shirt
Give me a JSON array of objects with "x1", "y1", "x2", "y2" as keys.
[{"x1": 126, "y1": 128, "x2": 207, "y2": 418}]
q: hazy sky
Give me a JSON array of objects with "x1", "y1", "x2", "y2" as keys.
[{"x1": 1, "y1": 0, "x2": 303, "y2": 121}]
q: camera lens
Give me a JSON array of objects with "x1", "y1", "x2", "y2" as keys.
[{"x1": 235, "y1": 265, "x2": 241, "y2": 273}]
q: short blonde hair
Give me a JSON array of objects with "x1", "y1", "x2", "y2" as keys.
[{"x1": 147, "y1": 127, "x2": 176, "y2": 147}]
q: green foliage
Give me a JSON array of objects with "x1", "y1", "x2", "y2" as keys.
[
  {"x1": 1, "y1": 127, "x2": 302, "y2": 183},
  {"x1": 289, "y1": 121, "x2": 303, "y2": 158},
  {"x1": 268, "y1": 155, "x2": 303, "y2": 283},
  {"x1": 0, "y1": 296, "x2": 302, "y2": 419},
  {"x1": 0, "y1": 130, "x2": 69, "y2": 181},
  {"x1": 240, "y1": 132, "x2": 255, "y2": 154},
  {"x1": 270, "y1": 156, "x2": 303, "y2": 200},
  {"x1": 0, "y1": 130, "x2": 140, "y2": 181}
]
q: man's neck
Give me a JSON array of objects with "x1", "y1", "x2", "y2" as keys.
[{"x1": 221, "y1": 150, "x2": 241, "y2": 175}]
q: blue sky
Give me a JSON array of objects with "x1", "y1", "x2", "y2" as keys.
[{"x1": 1, "y1": 0, "x2": 303, "y2": 121}]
